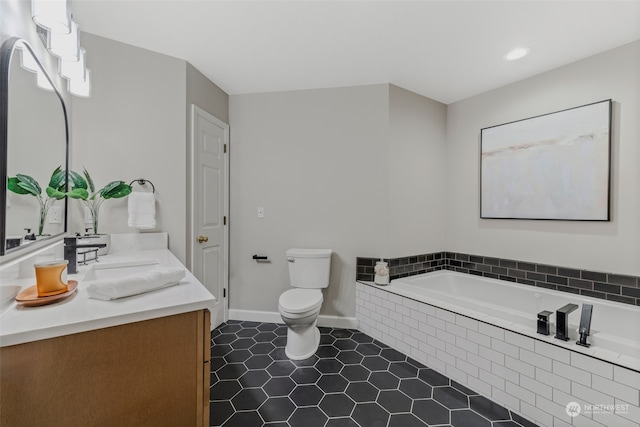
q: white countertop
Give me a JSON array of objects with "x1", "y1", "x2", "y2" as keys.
[{"x1": 0, "y1": 249, "x2": 215, "y2": 347}]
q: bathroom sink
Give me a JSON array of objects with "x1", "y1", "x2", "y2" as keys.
[{"x1": 82, "y1": 259, "x2": 160, "y2": 282}]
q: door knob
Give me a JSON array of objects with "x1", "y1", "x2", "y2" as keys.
[{"x1": 197, "y1": 235, "x2": 209, "y2": 243}]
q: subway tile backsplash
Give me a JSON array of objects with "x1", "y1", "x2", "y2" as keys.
[{"x1": 356, "y1": 252, "x2": 640, "y2": 307}]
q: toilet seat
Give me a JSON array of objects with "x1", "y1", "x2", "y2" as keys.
[{"x1": 279, "y1": 289, "x2": 323, "y2": 314}]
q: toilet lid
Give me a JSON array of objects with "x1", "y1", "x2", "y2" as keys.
[{"x1": 279, "y1": 289, "x2": 323, "y2": 314}]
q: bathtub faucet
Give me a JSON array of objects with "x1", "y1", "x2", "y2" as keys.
[{"x1": 554, "y1": 303, "x2": 579, "y2": 341}]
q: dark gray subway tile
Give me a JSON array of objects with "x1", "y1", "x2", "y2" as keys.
[
  {"x1": 462, "y1": 262, "x2": 476, "y2": 270},
  {"x1": 516, "y1": 278, "x2": 536, "y2": 287},
  {"x1": 536, "y1": 282, "x2": 557, "y2": 291},
  {"x1": 508, "y1": 269, "x2": 526, "y2": 279},
  {"x1": 558, "y1": 268, "x2": 580, "y2": 278},
  {"x1": 484, "y1": 257, "x2": 501, "y2": 266},
  {"x1": 500, "y1": 259, "x2": 518, "y2": 269},
  {"x1": 517, "y1": 262, "x2": 537, "y2": 272},
  {"x1": 567, "y1": 278, "x2": 593, "y2": 290},
  {"x1": 582, "y1": 270, "x2": 607, "y2": 282},
  {"x1": 492, "y1": 266, "x2": 508, "y2": 275},
  {"x1": 594, "y1": 282, "x2": 620, "y2": 294},
  {"x1": 557, "y1": 285, "x2": 580, "y2": 295},
  {"x1": 477, "y1": 264, "x2": 492, "y2": 273},
  {"x1": 546, "y1": 275, "x2": 567, "y2": 285},
  {"x1": 527, "y1": 272, "x2": 546, "y2": 282},
  {"x1": 621, "y1": 286, "x2": 640, "y2": 298},
  {"x1": 470, "y1": 255, "x2": 484, "y2": 264},
  {"x1": 607, "y1": 274, "x2": 637, "y2": 287},
  {"x1": 537, "y1": 265, "x2": 557, "y2": 275},
  {"x1": 499, "y1": 275, "x2": 517, "y2": 283},
  {"x1": 456, "y1": 253, "x2": 470, "y2": 261},
  {"x1": 483, "y1": 272, "x2": 499, "y2": 279}
]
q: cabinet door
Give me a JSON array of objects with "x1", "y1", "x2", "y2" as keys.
[{"x1": 1, "y1": 310, "x2": 210, "y2": 427}]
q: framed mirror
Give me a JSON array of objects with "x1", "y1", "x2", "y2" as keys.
[{"x1": 0, "y1": 37, "x2": 69, "y2": 256}]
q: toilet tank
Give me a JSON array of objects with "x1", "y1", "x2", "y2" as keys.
[{"x1": 286, "y1": 248, "x2": 332, "y2": 289}]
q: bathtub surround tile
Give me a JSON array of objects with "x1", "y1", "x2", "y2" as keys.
[
  {"x1": 356, "y1": 281, "x2": 640, "y2": 427},
  {"x1": 356, "y1": 251, "x2": 640, "y2": 306},
  {"x1": 210, "y1": 320, "x2": 535, "y2": 427}
]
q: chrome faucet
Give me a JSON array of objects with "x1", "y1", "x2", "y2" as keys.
[
  {"x1": 64, "y1": 236, "x2": 107, "y2": 274},
  {"x1": 554, "y1": 303, "x2": 579, "y2": 341}
]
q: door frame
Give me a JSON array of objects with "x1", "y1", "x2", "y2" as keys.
[{"x1": 189, "y1": 104, "x2": 229, "y2": 328}]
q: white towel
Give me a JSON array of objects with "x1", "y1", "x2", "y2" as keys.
[
  {"x1": 128, "y1": 192, "x2": 156, "y2": 229},
  {"x1": 86, "y1": 267, "x2": 185, "y2": 300}
]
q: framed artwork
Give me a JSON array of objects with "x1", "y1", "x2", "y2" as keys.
[{"x1": 480, "y1": 99, "x2": 612, "y2": 221}]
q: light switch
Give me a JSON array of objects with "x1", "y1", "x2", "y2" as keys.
[
  {"x1": 257, "y1": 206, "x2": 265, "y2": 218},
  {"x1": 49, "y1": 206, "x2": 62, "y2": 223}
]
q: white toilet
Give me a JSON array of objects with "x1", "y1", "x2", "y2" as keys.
[{"x1": 278, "y1": 248, "x2": 332, "y2": 360}]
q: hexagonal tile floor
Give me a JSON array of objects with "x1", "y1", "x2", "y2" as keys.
[{"x1": 210, "y1": 321, "x2": 539, "y2": 427}]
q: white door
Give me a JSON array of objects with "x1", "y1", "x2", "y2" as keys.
[{"x1": 190, "y1": 105, "x2": 229, "y2": 330}]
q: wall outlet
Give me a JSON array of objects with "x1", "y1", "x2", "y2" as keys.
[
  {"x1": 257, "y1": 206, "x2": 265, "y2": 218},
  {"x1": 49, "y1": 206, "x2": 62, "y2": 223},
  {"x1": 84, "y1": 207, "x2": 92, "y2": 223}
]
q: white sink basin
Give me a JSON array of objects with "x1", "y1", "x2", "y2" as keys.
[{"x1": 82, "y1": 259, "x2": 160, "y2": 282}]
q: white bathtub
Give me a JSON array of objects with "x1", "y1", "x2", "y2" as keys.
[{"x1": 385, "y1": 271, "x2": 640, "y2": 371}]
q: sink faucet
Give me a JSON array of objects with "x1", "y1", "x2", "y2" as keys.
[
  {"x1": 64, "y1": 237, "x2": 107, "y2": 274},
  {"x1": 554, "y1": 303, "x2": 579, "y2": 341}
]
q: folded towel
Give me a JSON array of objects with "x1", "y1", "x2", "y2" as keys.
[
  {"x1": 128, "y1": 192, "x2": 156, "y2": 229},
  {"x1": 85, "y1": 267, "x2": 185, "y2": 300}
]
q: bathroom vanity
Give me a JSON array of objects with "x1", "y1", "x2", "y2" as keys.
[{"x1": 0, "y1": 238, "x2": 215, "y2": 426}]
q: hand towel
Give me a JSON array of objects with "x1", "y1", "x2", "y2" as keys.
[
  {"x1": 128, "y1": 192, "x2": 156, "y2": 229},
  {"x1": 86, "y1": 267, "x2": 185, "y2": 300}
]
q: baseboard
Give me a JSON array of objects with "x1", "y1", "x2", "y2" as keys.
[{"x1": 228, "y1": 309, "x2": 359, "y2": 330}]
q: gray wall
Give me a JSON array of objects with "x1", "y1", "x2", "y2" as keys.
[
  {"x1": 389, "y1": 85, "x2": 447, "y2": 257},
  {"x1": 228, "y1": 84, "x2": 448, "y2": 318},
  {"x1": 445, "y1": 40, "x2": 640, "y2": 276}
]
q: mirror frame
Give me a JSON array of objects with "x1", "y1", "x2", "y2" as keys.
[{"x1": 0, "y1": 37, "x2": 70, "y2": 256}]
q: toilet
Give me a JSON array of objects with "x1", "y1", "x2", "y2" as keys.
[{"x1": 278, "y1": 248, "x2": 332, "y2": 360}]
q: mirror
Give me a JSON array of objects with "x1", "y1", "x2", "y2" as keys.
[{"x1": 0, "y1": 37, "x2": 69, "y2": 256}]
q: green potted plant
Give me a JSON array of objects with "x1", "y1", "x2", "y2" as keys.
[
  {"x1": 67, "y1": 168, "x2": 132, "y2": 254},
  {"x1": 7, "y1": 166, "x2": 67, "y2": 237}
]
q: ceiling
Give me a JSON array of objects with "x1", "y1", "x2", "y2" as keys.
[{"x1": 73, "y1": 0, "x2": 640, "y2": 104}]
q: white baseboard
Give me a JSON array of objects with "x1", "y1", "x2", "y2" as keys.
[{"x1": 228, "y1": 309, "x2": 359, "y2": 330}]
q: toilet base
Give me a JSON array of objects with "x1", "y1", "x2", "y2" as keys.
[{"x1": 285, "y1": 323, "x2": 320, "y2": 360}]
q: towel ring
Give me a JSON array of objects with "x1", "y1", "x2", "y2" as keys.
[{"x1": 129, "y1": 178, "x2": 155, "y2": 193}]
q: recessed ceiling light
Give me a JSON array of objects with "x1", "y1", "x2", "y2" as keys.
[{"x1": 504, "y1": 47, "x2": 531, "y2": 61}]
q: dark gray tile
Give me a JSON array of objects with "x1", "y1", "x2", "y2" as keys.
[
  {"x1": 399, "y1": 378, "x2": 432, "y2": 399},
  {"x1": 221, "y1": 410, "x2": 263, "y2": 427},
  {"x1": 319, "y1": 393, "x2": 356, "y2": 417},
  {"x1": 231, "y1": 388, "x2": 267, "y2": 410},
  {"x1": 325, "y1": 418, "x2": 359, "y2": 427},
  {"x1": 346, "y1": 382, "x2": 379, "y2": 402},
  {"x1": 418, "y1": 368, "x2": 449, "y2": 386},
  {"x1": 316, "y1": 358, "x2": 344, "y2": 374},
  {"x1": 341, "y1": 365, "x2": 371, "y2": 381},
  {"x1": 369, "y1": 371, "x2": 400, "y2": 390},
  {"x1": 450, "y1": 409, "x2": 491, "y2": 427},
  {"x1": 377, "y1": 389, "x2": 412, "y2": 413},
  {"x1": 290, "y1": 384, "x2": 324, "y2": 406},
  {"x1": 469, "y1": 395, "x2": 511, "y2": 420},
  {"x1": 608, "y1": 274, "x2": 637, "y2": 287},
  {"x1": 239, "y1": 370, "x2": 270, "y2": 387},
  {"x1": 210, "y1": 379, "x2": 242, "y2": 400},
  {"x1": 317, "y1": 373, "x2": 349, "y2": 393},
  {"x1": 291, "y1": 366, "x2": 322, "y2": 384},
  {"x1": 352, "y1": 402, "x2": 390, "y2": 427},
  {"x1": 380, "y1": 348, "x2": 406, "y2": 362},
  {"x1": 289, "y1": 406, "x2": 327, "y2": 427},
  {"x1": 337, "y1": 350, "x2": 364, "y2": 365},
  {"x1": 209, "y1": 400, "x2": 234, "y2": 426},
  {"x1": 388, "y1": 413, "x2": 429, "y2": 427},
  {"x1": 258, "y1": 397, "x2": 296, "y2": 422},
  {"x1": 362, "y1": 355, "x2": 390, "y2": 371},
  {"x1": 267, "y1": 360, "x2": 296, "y2": 377},
  {"x1": 582, "y1": 270, "x2": 607, "y2": 282},
  {"x1": 413, "y1": 399, "x2": 450, "y2": 425},
  {"x1": 264, "y1": 377, "x2": 296, "y2": 397},
  {"x1": 433, "y1": 386, "x2": 469, "y2": 409}
]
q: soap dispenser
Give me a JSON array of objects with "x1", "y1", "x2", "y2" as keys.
[
  {"x1": 374, "y1": 259, "x2": 389, "y2": 285},
  {"x1": 23, "y1": 228, "x2": 36, "y2": 241}
]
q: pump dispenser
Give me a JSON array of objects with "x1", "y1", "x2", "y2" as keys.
[{"x1": 374, "y1": 259, "x2": 389, "y2": 285}]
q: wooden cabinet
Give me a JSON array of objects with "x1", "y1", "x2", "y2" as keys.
[{"x1": 0, "y1": 310, "x2": 210, "y2": 427}]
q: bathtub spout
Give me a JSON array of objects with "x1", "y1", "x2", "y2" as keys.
[{"x1": 554, "y1": 303, "x2": 579, "y2": 341}]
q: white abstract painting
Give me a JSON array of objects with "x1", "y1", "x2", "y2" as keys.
[{"x1": 481, "y1": 100, "x2": 611, "y2": 220}]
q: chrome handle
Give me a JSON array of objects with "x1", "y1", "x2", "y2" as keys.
[
  {"x1": 287, "y1": 257, "x2": 295, "y2": 263},
  {"x1": 197, "y1": 235, "x2": 209, "y2": 243}
]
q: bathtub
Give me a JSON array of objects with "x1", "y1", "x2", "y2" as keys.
[
  {"x1": 356, "y1": 270, "x2": 640, "y2": 427},
  {"x1": 385, "y1": 271, "x2": 640, "y2": 368}
]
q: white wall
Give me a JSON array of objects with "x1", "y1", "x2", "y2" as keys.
[
  {"x1": 70, "y1": 33, "x2": 188, "y2": 261},
  {"x1": 446, "y1": 40, "x2": 640, "y2": 276},
  {"x1": 389, "y1": 85, "x2": 447, "y2": 257},
  {"x1": 228, "y1": 84, "x2": 448, "y2": 318},
  {"x1": 229, "y1": 85, "x2": 391, "y2": 318}
]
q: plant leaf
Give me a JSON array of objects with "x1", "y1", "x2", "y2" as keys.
[
  {"x1": 83, "y1": 168, "x2": 95, "y2": 194},
  {"x1": 68, "y1": 170, "x2": 87, "y2": 191},
  {"x1": 7, "y1": 177, "x2": 31, "y2": 195},
  {"x1": 48, "y1": 166, "x2": 66, "y2": 190},
  {"x1": 67, "y1": 188, "x2": 89, "y2": 199},
  {"x1": 15, "y1": 174, "x2": 41, "y2": 195},
  {"x1": 46, "y1": 186, "x2": 66, "y2": 199},
  {"x1": 101, "y1": 182, "x2": 132, "y2": 199}
]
